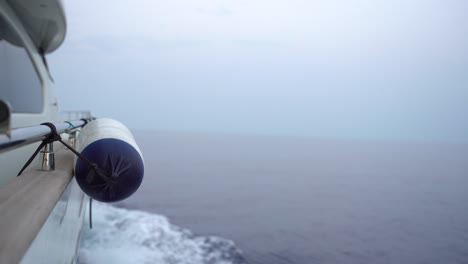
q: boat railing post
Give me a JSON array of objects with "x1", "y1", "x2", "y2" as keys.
[{"x1": 41, "y1": 143, "x2": 55, "y2": 171}]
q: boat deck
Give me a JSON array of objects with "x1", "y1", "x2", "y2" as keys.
[{"x1": 0, "y1": 147, "x2": 75, "y2": 263}]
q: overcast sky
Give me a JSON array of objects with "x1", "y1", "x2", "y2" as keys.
[{"x1": 49, "y1": 0, "x2": 468, "y2": 142}]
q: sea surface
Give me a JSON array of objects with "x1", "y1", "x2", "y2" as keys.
[{"x1": 79, "y1": 131, "x2": 468, "y2": 264}]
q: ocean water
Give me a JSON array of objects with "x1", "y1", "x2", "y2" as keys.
[
  {"x1": 79, "y1": 132, "x2": 468, "y2": 264},
  {"x1": 78, "y1": 203, "x2": 246, "y2": 264}
]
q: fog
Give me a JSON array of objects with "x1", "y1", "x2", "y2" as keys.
[{"x1": 50, "y1": 0, "x2": 468, "y2": 142}]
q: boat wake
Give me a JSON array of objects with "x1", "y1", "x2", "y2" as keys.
[{"x1": 78, "y1": 202, "x2": 246, "y2": 264}]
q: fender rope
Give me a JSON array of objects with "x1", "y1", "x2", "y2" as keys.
[{"x1": 17, "y1": 122, "x2": 116, "y2": 186}]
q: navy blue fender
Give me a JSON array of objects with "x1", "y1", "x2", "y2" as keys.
[{"x1": 74, "y1": 118, "x2": 144, "y2": 202}]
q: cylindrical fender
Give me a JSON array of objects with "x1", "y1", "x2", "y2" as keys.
[{"x1": 75, "y1": 118, "x2": 144, "y2": 202}]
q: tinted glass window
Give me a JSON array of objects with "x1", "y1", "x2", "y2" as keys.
[{"x1": 0, "y1": 15, "x2": 42, "y2": 113}]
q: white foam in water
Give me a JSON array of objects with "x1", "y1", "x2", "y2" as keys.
[{"x1": 78, "y1": 202, "x2": 246, "y2": 264}]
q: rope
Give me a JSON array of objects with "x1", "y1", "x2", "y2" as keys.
[
  {"x1": 17, "y1": 122, "x2": 101, "y2": 230},
  {"x1": 64, "y1": 121, "x2": 75, "y2": 129},
  {"x1": 64, "y1": 121, "x2": 78, "y2": 136},
  {"x1": 17, "y1": 122, "x2": 116, "y2": 184},
  {"x1": 17, "y1": 123, "x2": 61, "y2": 176},
  {"x1": 80, "y1": 118, "x2": 89, "y2": 126}
]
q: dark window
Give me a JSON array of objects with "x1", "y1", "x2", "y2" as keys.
[{"x1": 0, "y1": 14, "x2": 42, "y2": 113}]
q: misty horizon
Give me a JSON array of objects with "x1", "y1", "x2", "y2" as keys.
[{"x1": 51, "y1": 0, "x2": 468, "y2": 143}]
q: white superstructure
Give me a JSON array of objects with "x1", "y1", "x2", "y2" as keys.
[{"x1": 0, "y1": 1, "x2": 87, "y2": 263}]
